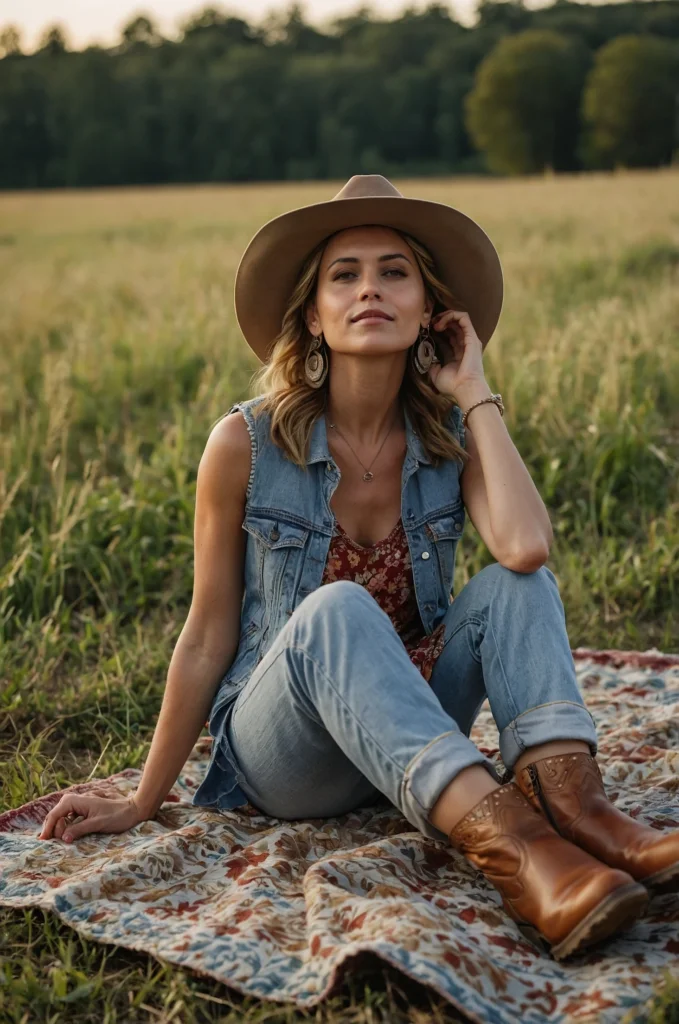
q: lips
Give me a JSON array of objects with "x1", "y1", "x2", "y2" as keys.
[{"x1": 351, "y1": 310, "x2": 393, "y2": 322}]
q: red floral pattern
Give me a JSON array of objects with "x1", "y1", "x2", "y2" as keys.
[{"x1": 320, "y1": 517, "x2": 447, "y2": 683}]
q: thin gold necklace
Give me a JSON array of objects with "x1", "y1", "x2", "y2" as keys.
[{"x1": 327, "y1": 407, "x2": 399, "y2": 482}]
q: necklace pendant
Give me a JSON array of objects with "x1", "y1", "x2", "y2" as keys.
[{"x1": 363, "y1": 471, "x2": 374, "y2": 482}]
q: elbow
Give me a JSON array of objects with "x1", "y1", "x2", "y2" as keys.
[{"x1": 499, "y1": 542, "x2": 551, "y2": 574}]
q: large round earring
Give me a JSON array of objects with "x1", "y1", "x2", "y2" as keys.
[
  {"x1": 413, "y1": 323, "x2": 436, "y2": 375},
  {"x1": 305, "y1": 332, "x2": 328, "y2": 388}
]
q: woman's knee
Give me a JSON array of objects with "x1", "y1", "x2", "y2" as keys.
[
  {"x1": 300, "y1": 579, "x2": 377, "y2": 620},
  {"x1": 465, "y1": 562, "x2": 563, "y2": 619},
  {"x1": 476, "y1": 561, "x2": 557, "y2": 592}
]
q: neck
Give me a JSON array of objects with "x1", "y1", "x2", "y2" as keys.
[{"x1": 323, "y1": 356, "x2": 406, "y2": 446}]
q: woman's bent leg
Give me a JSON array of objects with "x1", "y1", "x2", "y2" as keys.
[
  {"x1": 226, "y1": 580, "x2": 499, "y2": 840},
  {"x1": 427, "y1": 561, "x2": 598, "y2": 772}
]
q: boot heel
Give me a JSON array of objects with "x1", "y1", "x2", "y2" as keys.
[
  {"x1": 643, "y1": 860, "x2": 679, "y2": 895},
  {"x1": 550, "y1": 882, "x2": 649, "y2": 961}
]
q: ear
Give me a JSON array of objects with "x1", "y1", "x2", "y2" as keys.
[
  {"x1": 304, "y1": 301, "x2": 321, "y2": 336},
  {"x1": 422, "y1": 295, "x2": 435, "y2": 326}
]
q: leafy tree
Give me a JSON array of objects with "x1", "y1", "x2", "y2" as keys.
[
  {"x1": 260, "y1": 3, "x2": 333, "y2": 53},
  {"x1": 643, "y1": 6, "x2": 679, "y2": 40},
  {"x1": 581, "y1": 34, "x2": 679, "y2": 169},
  {"x1": 180, "y1": 7, "x2": 262, "y2": 54},
  {"x1": 465, "y1": 28, "x2": 590, "y2": 174},
  {"x1": 475, "y1": 0, "x2": 531, "y2": 33},
  {"x1": 0, "y1": 25, "x2": 21, "y2": 57},
  {"x1": 120, "y1": 15, "x2": 164, "y2": 51},
  {"x1": 314, "y1": 55, "x2": 387, "y2": 177},
  {"x1": 193, "y1": 47, "x2": 286, "y2": 180},
  {"x1": 51, "y1": 48, "x2": 129, "y2": 185},
  {"x1": 37, "y1": 25, "x2": 68, "y2": 55},
  {"x1": 0, "y1": 61, "x2": 52, "y2": 186},
  {"x1": 349, "y1": 6, "x2": 462, "y2": 72}
]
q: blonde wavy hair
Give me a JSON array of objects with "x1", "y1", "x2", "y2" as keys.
[{"x1": 245, "y1": 227, "x2": 470, "y2": 469}]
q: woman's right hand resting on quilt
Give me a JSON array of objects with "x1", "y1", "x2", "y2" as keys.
[
  {"x1": 36, "y1": 413, "x2": 252, "y2": 846},
  {"x1": 38, "y1": 792, "x2": 146, "y2": 843}
]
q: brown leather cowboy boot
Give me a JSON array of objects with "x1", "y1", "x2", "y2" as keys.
[
  {"x1": 449, "y1": 781, "x2": 648, "y2": 960},
  {"x1": 515, "y1": 751, "x2": 679, "y2": 894}
]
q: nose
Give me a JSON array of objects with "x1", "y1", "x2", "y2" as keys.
[{"x1": 359, "y1": 269, "x2": 383, "y2": 301}]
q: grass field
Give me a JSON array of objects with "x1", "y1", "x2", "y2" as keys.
[{"x1": 1, "y1": 170, "x2": 679, "y2": 1021}]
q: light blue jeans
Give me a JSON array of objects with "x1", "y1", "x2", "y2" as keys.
[{"x1": 224, "y1": 563, "x2": 598, "y2": 841}]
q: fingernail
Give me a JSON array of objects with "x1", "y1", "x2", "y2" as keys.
[{"x1": 63, "y1": 833, "x2": 72, "y2": 842}]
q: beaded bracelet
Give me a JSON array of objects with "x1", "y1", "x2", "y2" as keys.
[{"x1": 461, "y1": 393, "x2": 504, "y2": 430}]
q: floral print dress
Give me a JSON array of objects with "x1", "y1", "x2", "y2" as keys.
[{"x1": 320, "y1": 516, "x2": 447, "y2": 683}]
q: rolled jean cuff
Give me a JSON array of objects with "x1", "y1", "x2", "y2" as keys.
[
  {"x1": 400, "y1": 730, "x2": 501, "y2": 842},
  {"x1": 499, "y1": 700, "x2": 598, "y2": 770}
]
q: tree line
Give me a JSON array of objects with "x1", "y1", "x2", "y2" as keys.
[{"x1": 1, "y1": 0, "x2": 678, "y2": 188}]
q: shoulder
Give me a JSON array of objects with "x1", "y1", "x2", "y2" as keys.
[
  {"x1": 199, "y1": 410, "x2": 252, "y2": 502},
  {"x1": 207, "y1": 409, "x2": 252, "y2": 454}
]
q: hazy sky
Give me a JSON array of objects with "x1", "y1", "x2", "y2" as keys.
[{"x1": 3, "y1": 0, "x2": 490, "y2": 50}]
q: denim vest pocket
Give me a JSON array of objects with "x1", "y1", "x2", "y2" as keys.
[
  {"x1": 425, "y1": 504, "x2": 465, "y2": 600},
  {"x1": 243, "y1": 513, "x2": 310, "y2": 550}
]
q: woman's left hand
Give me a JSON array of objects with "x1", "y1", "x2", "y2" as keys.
[{"x1": 426, "y1": 310, "x2": 487, "y2": 400}]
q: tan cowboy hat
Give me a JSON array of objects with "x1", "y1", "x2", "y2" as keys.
[{"x1": 234, "y1": 174, "x2": 503, "y2": 363}]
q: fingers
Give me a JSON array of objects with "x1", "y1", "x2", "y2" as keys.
[
  {"x1": 54, "y1": 813, "x2": 84, "y2": 841},
  {"x1": 433, "y1": 309, "x2": 460, "y2": 326},
  {"x1": 39, "y1": 794, "x2": 87, "y2": 841},
  {"x1": 432, "y1": 310, "x2": 473, "y2": 333},
  {"x1": 62, "y1": 817, "x2": 100, "y2": 842},
  {"x1": 432, "y1": 310, "x2": 480, "y2": 350},
  {"x1": 39, "y1": 795, "x2": 73, "y2": 839},
  {"x1": 433, "y1": 309, "x2": 469, "y2": 322},
  {"x1": 53, "y1": 815, "x2": 68, "y2": 840}
]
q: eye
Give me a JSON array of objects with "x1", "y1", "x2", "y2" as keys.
[{"x1": 333, "y1": 268, "x2": 406, "y2": 280}]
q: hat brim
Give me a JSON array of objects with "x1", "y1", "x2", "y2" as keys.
[{"x1": 234, "y1": 195, "x2": 504, "y2": 363}]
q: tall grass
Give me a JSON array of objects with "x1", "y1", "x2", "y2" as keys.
[{"x1": 1, "y1": 170, "x2": 678, "y2": 1021}]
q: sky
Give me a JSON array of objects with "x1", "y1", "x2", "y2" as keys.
[{"x1": 1, "y1": 0, "x2": 491, "y2": 49}]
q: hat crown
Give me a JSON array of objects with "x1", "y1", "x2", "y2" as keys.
[{"x1": 332, "y1": 174, "x2": 404, "y2": 201}]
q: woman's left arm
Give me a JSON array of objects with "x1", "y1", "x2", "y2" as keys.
[
  {"x1": 428, "y1": 309, "x2": 554, "y2": 574},
  {"x1": 458, "y1": 385, "x2": 553, "y2": 572}
]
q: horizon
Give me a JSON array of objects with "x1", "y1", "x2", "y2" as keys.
[{"x1": 4, "y1": 0, "x2": 566, "y2": 51}]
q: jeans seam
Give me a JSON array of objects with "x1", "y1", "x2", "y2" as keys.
[
  {"x1": 487, "y1": 617, "x2": 520, "y2": 723},
  {"x1": 231, "y1": 644, "x2": 289, "y2": 719},
  {"x1": 441, "y1": 615, "x2": 484, "y2": 663}
]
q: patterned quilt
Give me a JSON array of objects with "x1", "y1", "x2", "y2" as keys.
[{"x1": 1, "y1": 648, "x2": 678, "y2": 1024}]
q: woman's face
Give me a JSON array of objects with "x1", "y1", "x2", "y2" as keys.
[{"x1": 305, "y1": 225, "x2": 433, "y2": 359}]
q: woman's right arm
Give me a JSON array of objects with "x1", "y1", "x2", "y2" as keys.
[
  {"x1": 39, "y1": 412, "x2": 252, "y2": 841},
  {"x1": 132, "y1": 411, "x2": 252, "y2": 819}
]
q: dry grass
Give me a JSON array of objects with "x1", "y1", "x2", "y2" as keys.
[{"x1": 1, "y1": 168, "x2": 678, "y2": 1021}]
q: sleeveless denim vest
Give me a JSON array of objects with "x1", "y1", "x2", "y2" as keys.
[{"x1": 191, "y1": 394, "x2": 467, "y2": 810}]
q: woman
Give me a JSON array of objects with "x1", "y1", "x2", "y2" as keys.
[{"x1": 39, "y1": 174, "x2": 679, "y2": 961}]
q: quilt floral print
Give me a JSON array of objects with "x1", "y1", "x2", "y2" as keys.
[{"x1": 1, "y1": 649, "x2": 678, "y2": 1024}]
